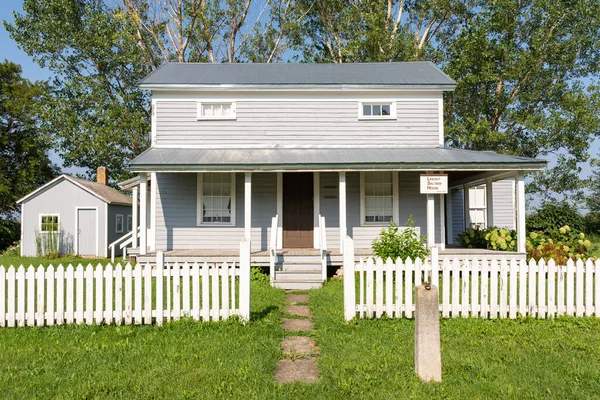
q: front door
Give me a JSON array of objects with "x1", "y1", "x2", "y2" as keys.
[
  {"x1": 77, "y1": 208, "x2": 97, "y2": 256},
  {"x1": 283, "y1": 173, "x2": 314, "y2": 248}
]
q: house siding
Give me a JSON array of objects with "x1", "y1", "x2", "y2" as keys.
[
  {"x1": 155, "y1": 99, "x2": 440, "y2": 147},
  {"x1": 20, "y1": 180, "x2": 107, "y2": 257},
  {"x1": 107, "y1": 204, "x2": 134, "y2": 255}
]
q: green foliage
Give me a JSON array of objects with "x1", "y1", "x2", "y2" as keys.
[
  {"x1": 584, "y1": 212, "x2": 600, "y2": 235},
  {"x1": 457, "y1": 226, "x2": 516, "y2": 251},
  {"x1": 527, "y1": 226, "x2": 593, "y2": 264},
  {"x1": 526, "y1": 202, "x2": 585, "y2": 234},
  {"x1": 35, "y1": 230, "x2": 62, "y2": 259},
  {"x1": 0, "y1": 240, "x2": 20, "y2": 258},
  {"x1": 371, "y1": 218, "x2": 429, "y2": 261},
  {"x1": 250, "y1": 267, "x2": 270, "y2": 284},
  {"x1": 0, "y1": 219, "x2": 20, "y2": 252}
]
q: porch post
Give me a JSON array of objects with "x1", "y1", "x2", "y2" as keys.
[
  {"x1": 139, "y1": 173, "x2": 147, "y2": 255},
  {"x1": 516, "y1": 172, "x2": 526, "y2": 253},
  {"x1": 150, "y1": 172, "x2": 157, "y2": 251},
  {"x1": 427, "y1": 194, "x2": 435, "y2": 248},
  {"x1": 339, "y1": 172, "x2": 347, "y2": 252},
  {"x1": 463, "y1": 184, "x2": 471, "y2": 230},
  {"x1": 245, "y1": 173, "x2": 252, "y2": 240},
  {"x1": 313, "y1": 172, "x2": 320, "y2": 248},
  {"x1": 276, "y1": 172, "x2": 283, "y2": 249},
  {"x1": 486, "y1": 178, "x2": 494, "y2": 227},
  {"x1": 132, "y1": 186, "x2": 138, "y2": 249}
]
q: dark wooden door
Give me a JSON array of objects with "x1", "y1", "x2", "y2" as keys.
[{"x1": 283, "y1": 173, "x2": 314, "y2": 248}]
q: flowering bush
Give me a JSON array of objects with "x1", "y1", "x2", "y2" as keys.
[
  {"x1": 526, "y1": 225, "x2": 593, "y2": 264},
  {"x1": 0, "y1": 241, "x2": 20, "y2": 258},
  {"x1": 457, "y1": 227, "x2": 517, "y2": 251}
]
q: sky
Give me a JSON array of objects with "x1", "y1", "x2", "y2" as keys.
[{"x1": 1, "y1": 1, "x2": 598, "y2": 207}]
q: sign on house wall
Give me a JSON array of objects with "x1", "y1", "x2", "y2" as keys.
[{"x1": 420, "y1": 174, "x2": 448, "y2": 194}]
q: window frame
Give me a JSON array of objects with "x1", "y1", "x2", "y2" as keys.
[
  {"x1": 39, "y1": 214, "x2": 60, "y2": 233},
  {"x1": 116, "y1": 214, "x2": 124, "y2": 233},
  {"x1": 196, "y1": 101, "x2": 237, "y2": 120},
  {"x1": 127, "y1": 215, "x2": 133, "y2": 232},
  {"x1": 196, "y1": 172, "x2": 236, "y2": 226},
  {"x1": 360, "y1": 171, "x2": 399, "y2": 226},
  {"x1": 357, "y1": 101, "x2": 397, "y2": 120}
]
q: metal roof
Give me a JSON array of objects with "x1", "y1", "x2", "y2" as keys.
[
  {"x1": 17, "y1": 175, "x2": 133, "y2": 205},
  {"x1": 129, "y1": 147, "x2": 546, "y2": 172},
  {"x1": 139, "y1": 62, "x2": 457, "y2": 89}
]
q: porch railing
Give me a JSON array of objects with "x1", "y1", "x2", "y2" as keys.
[
  {"x1": 109, "y1": 227, "x2": 141, "y2": 263},
  {"x1": 269, "y1": 215, "x2": 278, "y2": 283},
  {"x1": 318, "y1": 214, "x2": 327, "y2": 282}
]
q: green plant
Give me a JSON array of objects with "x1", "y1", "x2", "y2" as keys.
[
  {"x1": 526, "y1": 225, "x2": 593, "y2": 263},
  {"x1": 457, "y1": 227, "x2": 488, "y2": 249},
  {"x1": 484, "y1": 228, "x2": 517, "y2": 251},
  {"x1": 584, "y1": 212, "x2": 600, "y2": 235},
  {"x1": 372, "y1": 218, "x2": 429, "y2": 261},
  {"x1": 526, "y1": 201, "x2": 585, "y2": 234},
  {"x1": 35, "y1": 230, "x2": 62, "y2": 259},
  {"x1": 250, "y1": 267, "x2": 270, "y2": 284},
  {"x1": 0, "y1": 240, "x2": 20, "y2": 258}
]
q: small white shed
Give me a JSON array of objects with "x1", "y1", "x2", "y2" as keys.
[{"x1": 17, "y1": 169, "x2": 133, "y2": 257}]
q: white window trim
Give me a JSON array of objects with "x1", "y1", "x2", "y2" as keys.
[
  {"x1": 197, "y1": 172, "x2": 236, "y2": 226},
  {"x1": 39, "y1": 213, "x2": 60, "y2": 232},
  {"x1": 116, "y1": 214, "x2": 124, "y2": 233},
  {"x1": 197, "y1": 101, "x2": 237, "y2": 120},
  {"x1": 360, "y1": 171, "x2": 400, "y2": 226},
  {"x1": 127, "y1": 215, "x2": 133, "y2": 232},
  {"x1": 357, "y1": 101, "x2": 397, "y2": 120}
]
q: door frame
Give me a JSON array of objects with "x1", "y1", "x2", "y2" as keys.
[
  {"x1": 282, "y1": 172, "x2": 315, "y2": 248},
  {"x1": 75, "y1": 206, "x2": 99, "y2": 257}
]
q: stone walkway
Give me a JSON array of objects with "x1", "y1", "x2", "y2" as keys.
[{"x1": 274, "y1": 293, "x2": 319, "y2": 383}]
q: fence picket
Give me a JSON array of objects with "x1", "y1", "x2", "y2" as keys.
[
  {"x1": 509, "y1": 259, "x2": 518, "y2": 319},
  {"x1": 596, "y1": 260, "x2": 600, "y2": 318},
  {"x1": 404, "y1": 258, "x2": 413, "y2": 318},
  {"x1": 85, "y1": 265, "x2": 93, "y2": 325},
  {"x1": 537, "y1": 260, "x2": 546, "y2": 318},
  {"x1": 375, "y1": 258, "x2": 383, "y2": 318},
  {"x1": 75, "y1": 265, "x2": 84, "y2": 324},
  {"x1": 461, "y1": 259, "x2": 470, "y2": 317},
  {"x1": 7, "y1": 267, "x2": 15, "y2": 327},
  {"x1": 134, "y1": 264, "x2": 142, "y2": 324},
  {"x1": 192, "y1": 263, "x2": 200, "y2": 320},
  {"x1": 480, "y1": 258, "x2": 489, "y2": 318},
  {"x1": 201, "y1": 262, "x2": 210, "y2": 321},
  {"x1": 211, "y1": 264, "x2": 219, "y2": 321},
  {"x1": 414, "y1": 258, "x2": 422, "y2": 287},
  {"x1": 173, "y1": 263, "x2": 181, "y2": 320},
  {"x1": 471, "y1": 258, "x2": 479, "y2": 318},
  {"x1": 547, "y1": 259, "x2": 556, "y2": 317},
  {"x1": 0, "y1": 267, "x2": 5, "y2": 327},
  {"x1": 56, "y1": 265, "x2": 64, "y2": 325},
  {"x1": 566, "y1": 259, "x2": 575, "y2": 316},
  {"x1": 490, "y1": 259, "x2": 498, "y2": 318},
  {"x1": 17, "y1": 266, "x2": 25, "y2": 327},
  {"x1": 66, "y1": 265, "x2": 74, "y2": 324},
  {"x1": 528, "y1": 259, "x2": 536, "y2": 317},
  {"x1": 451, "y1": 258, "x2": 460, "y2": 318},
  {"x1": 27, "y1": 266, "x2": 35, "y2": 326},
  {"x1": 557, "y1": 265, "x2": 565, "y2": 316},
  {"x1": 575, "y1": 259, "x2": 584, "y2": 317},
  {"x1": 144, "y1": 264, "x2": 152, "y2": 324},
  {"x1": 182, "y1": 263, "x2": 191, "y2": 317},
  {"x1": 124, "y1": 264, "x2": 132, "y2": 325},
  {"x1": 156, "y1": 256, "x2": 163, "y2": 325},
  {"x1": 105, "y1": 264, "x2": 113, "y2": 324},
  {"x1": 395, "y1": 259, "x2": 404, "y2": 318},
  {"x1": 442, "y1": 259, "x2": 450, "y2": 318},
  {"x1": 359, "y1": 259, "x2": 364, "y2": 318},
  {"x1": 366, "y1": 258, "x2": 374, "y2": 318},
  {"x1": 519, "y1": 259, "x2": 527, "y2": 316},
  {"x1": 221, "y1": 262, "x2": 229, "y2": 320},
  {"x1": 114, "y1": 264, "x2": 123, "y2": 325},
  {"x1": 165, "y1": 263, "x2": 172, "y2": 323},
  {"x1": 46, "y1": 265, "x2": 55, "y2": 326},
  {"x1": 499, "y1": 258, "x2": 508, "y2": 319},
  {"x1": 36, "y1": 266, "x2": 45, "y2": 326},
  {"x1": 385, "y1": 258, "x2": 393, "y2": 317},
  {"x1": 585, "y1": 259, "x2": 593, "y2": 316},
  {"x1": 94, "y1": 265, "x2": 103, "y2": 325},
  {"x1": 231, "y1": 263, "x2": 237, "y2": 314}
]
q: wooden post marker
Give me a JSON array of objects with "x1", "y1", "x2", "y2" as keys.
[{"x1": 415, "y1": 283, "x2": 442, "y2": 382}]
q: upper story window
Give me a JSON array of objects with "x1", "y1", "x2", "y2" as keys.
[
  {"x1": 358, "y1": 102, "x2": 397, "y2": 120},
  {"x1": 197, "y1": 102, "x2": 236, "y2": 120},
  {"x1": 197, "y1": 172, "x2": 236, "y2": 225}
]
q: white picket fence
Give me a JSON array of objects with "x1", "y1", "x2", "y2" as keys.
[
  {"x1": 342, "y1": 238, "x2": 600, "y2": 321},
  {"x1": 0, "y1": 240, "x2": 251, "y2": 328}
]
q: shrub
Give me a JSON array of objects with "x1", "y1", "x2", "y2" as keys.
[
  {"x1": 250, "y1": 267, "x2": 270, "y2": 284},
  {"x1": 526, "y1": 202, "x2": 585, "y2": 234},
  {"x1": 457, "y1": 226, "x2": 517, "y2": 251},
  {"x1": 0, "y1": 219, "x2": 20, "y2": 252},
  {"x1": 583, "y1": 212, "x2": 600, "y2": 235},
  {"x1": 0, "y1": 240, "x2": 20, "y2": 258},
  {"x1": 372, "y1": 218, "x2": 429, "y2": 261},
  {"x1": 526, "y1": 225, "x2": 593, "y2": 264},
  {"x1": 35, "y1": 230, "x2": 62, "y2": 259}
]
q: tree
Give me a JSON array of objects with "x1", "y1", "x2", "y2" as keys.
[{"x1": 0, "y1": 60, "x2": 58, "y2": 249}]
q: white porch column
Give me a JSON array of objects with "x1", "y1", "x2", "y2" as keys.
[
  {"x1": 139, "y1": 173, "x2": 147, "y2": 255},
  {"x1": 463, "y1": 184, "x2": 471, "y2": 230},
  {"x1": 516, "y1": 172, "x2": 526, "y2": 253},
  {"x1": 132, "y1": 186, "x2": 138, "y2": 249},
  {"x1": 427, "y1": 194, "x2": 435, "y2": 248},
  {"x1": 439, "y1": 194, "x2": 445, "y2": 249},
  {"x1": 313, "y1": 172, "x2": 320, "y2": 249},
  {"x1": 339, "y1": 172, "x2": 347, "y2": 251},
  {"x1": 486, "y1": 178, "x2": 494, "y2": 227},
  {"x1": 245, "y1": 173, "x2": 252, "y2": 240},
  {"x1": 150, "y1": 172, "x2": 157, "y2": 251},
  {"x1": 276, "y1": 172, "x2": 283, "y2": 250}
]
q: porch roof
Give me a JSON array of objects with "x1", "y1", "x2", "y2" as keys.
[{"x1": 130, "y1": 147, "x2": 546, "y2": 173}]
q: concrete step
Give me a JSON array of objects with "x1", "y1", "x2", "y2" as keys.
[
  {"x1": 275, "y1": 270, "x2": 322, "y2": 281},
  {"x1": 273, "y1": 279, "x2": 323, "y2": 290},
  {"x1": 278, "y1": 262, "x2": 322, "y2": 271},
  {"x1": 276, "y1": 255, "x2": 323, "y2": 263}
]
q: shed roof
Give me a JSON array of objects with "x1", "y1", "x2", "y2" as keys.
[
  {"x1": 17, "y1": 175, "x2": 132, "y2": 205},
  {"x1": 139, "y1": 62, "x2": 457, "y2": 89},
  {"x1": 129, "y1": 147, "x2": 546, "y2": 172}
]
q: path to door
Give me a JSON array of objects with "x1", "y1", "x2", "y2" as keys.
[{"x1": 274, "y1": 293, "x2": 319, "y2": 383}]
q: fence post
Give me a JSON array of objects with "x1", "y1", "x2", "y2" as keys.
[
  {"x1": 156, "y1": 251, "x2": 164, "y2": 325},
  {"x1": 239, "y1": 238, "x2": 251, "y2": 322},
  {"x1": 343, "y1": 237, "x2": 356, "y2": 321}
]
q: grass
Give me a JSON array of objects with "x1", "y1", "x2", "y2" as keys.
[
  {"x1": 0, "y1": 256, "x2": 113, "y2": 268},
  {"x1": 1, "y1": 277, "x2": 599, "y2": 399}
]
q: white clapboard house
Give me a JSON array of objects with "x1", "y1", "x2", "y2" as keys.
[{"x1": 120, "y1": 63, "x2": 545, "y2": 289}]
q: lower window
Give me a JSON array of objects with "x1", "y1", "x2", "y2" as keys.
[
  {"x1": 197, "y1": 173, "x2": 236, "y2": 225},
  {"x1": 363, "y1": 171, "x2": 395, "y2": 224}
]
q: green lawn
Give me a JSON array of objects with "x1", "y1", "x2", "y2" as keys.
[{"x1": 1, "y1": 278, "x2": 599, "y2": 399}]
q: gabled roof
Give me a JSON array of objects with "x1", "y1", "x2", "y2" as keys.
[
  {"x1": 129, "y1": 147, "x2": 546, "y2": 172},
  {"x1": 17, "y1": 174, "x2": 132, "y2": 205},
  {"x1": 139, "y1": 62, "x2": 457, "y2": 90}
]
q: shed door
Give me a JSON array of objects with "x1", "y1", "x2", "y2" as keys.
[
  {"x1": 283, "y1": 173, "x2": 314, "y2": 248},
  {"x1": 77, "y1": 208, "x2": 97, "y2": 256}
]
